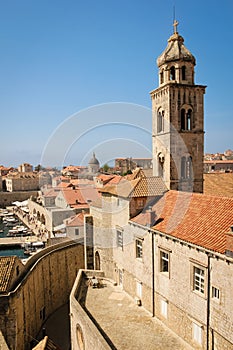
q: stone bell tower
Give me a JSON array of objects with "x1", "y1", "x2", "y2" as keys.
[{"x1": 151, "y1": 20, "x2": 206, "y2": 193}]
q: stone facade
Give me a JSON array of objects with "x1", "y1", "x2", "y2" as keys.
[
  {"x1": 5, "y1": 172, "x2": 39, "y2": 192},
  {"x1": 115, "y1": 158, "x2": 152, "y2": 174},
  {"x1": 204, "y1": 160, "x2": 233, "y2": 173},
  {"x1": 0, "y1": 242, "x2": 84, "y2": 350},
  {"x1": 90, "y1": 193, "x2": 130, "y2": 277},
  {"x1": 28, "y1": 198, "x2": 75, "y2": 234},
  {"x1": 89, "y1": 205, "x2": 233, "y2": 349},
  {"x1": 151, "y1": 25, "x2": 206, "y2": 193},
  {"x1": 18, "y1": 163, "x2": 33, "y2": 173}
]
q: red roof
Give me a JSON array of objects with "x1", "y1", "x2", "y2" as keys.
[
  {"x1": 61, "y1": 186, "x2": 100, "y2": 208},
  {"x1": 132, "y1": 191, "x2": 233, "y2": 254},
  {"x1": 204, "y1": 160, "x2": 233, "y2": 164},
  {"x1": 96, "y1": 174, "x2": 122, "y2": 185},
  {"x1": 66, "y1": 212, "x2": 85, "y2": 227}
]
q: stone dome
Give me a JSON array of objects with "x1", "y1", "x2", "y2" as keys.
[
  {"x1": 88, "y1": 153, "x2": 100, "y2": 166},
  {"x1": 157, "y1": 32, "x2": 196, "y2": 67}
]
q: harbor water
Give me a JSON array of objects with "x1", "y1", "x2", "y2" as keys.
[{"x1": 0, "y1": 218, "x2": 29, "y2": 259}]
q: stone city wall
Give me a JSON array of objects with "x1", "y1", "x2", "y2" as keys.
[
  {"x1": 0, "y1": 191, "x2": 38, "y2": 207},
  {"x1": 70, "y1": 269, "x2": 111, "y2": 350},
  {"x1": 0, "y1": 241, "x2": 85, "y2": 350}
]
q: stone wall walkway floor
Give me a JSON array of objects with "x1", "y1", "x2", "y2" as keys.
[
  {"x1": 36, "y1": 303, "x2": 70, "y2": 350},
  {"x1": 85, "y1": 281, "x2": 194, "y2": 350}
]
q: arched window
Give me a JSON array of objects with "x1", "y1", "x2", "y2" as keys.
[
  {"x1": 157, "y1": 110, "x2": 164, "y2": 133},
  {"x1": 187, "y1": 156, "x2": 193, "y2": 179},
  {"x1": 187, "y1": 109, "x2": 192, "y2": 130},
  {"x1": 181, "y1": 157, "x2": 186, "y2": 178},
  {"x1": 170, "y1": 66, "x2": 176, "y2": 80},
  {"x1": 181, "y1": 156, "x2": 193, "y2": 179},
  {"x1": 181, "y1": 109, "x2": 186, "y2": 130},
  {"x1": 160, "y1": 70, "x2": 164, "y2": 84},
  {"x1": 158, "y1": 153, "x2": 165, "y2": 178},
  {"x1": 180, "y1": 108, "x2": 193, "y2": 131},
  {"x1": 182, "y1": 66, "x2": 186, "y2": 80}
]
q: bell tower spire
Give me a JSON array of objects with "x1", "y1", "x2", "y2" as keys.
[
  {"x1": 173, "y1": 19, "x2": 179, "y2": 34},
  {"x1": 150, "y1": 22, "x2": 206, "y2": 193}
]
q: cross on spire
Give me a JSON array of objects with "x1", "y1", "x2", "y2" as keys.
[{"x1": 173, "y1": 19, "x2": 179, "y2": 34}]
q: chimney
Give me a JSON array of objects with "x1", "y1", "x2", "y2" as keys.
[
  {"x1": 225, "y1": 225, "x2": 233, "y2": 258},
  {"x1": 146, "y1": 206, "x2": 155, "y2": 227}
]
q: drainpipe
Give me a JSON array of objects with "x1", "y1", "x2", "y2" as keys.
[
  {"x1": 151, "y1": 230, "x2": 155, "y2": 317},
  {"x1": 206, "y1": 253, "x2": 212, "y2": 350}
]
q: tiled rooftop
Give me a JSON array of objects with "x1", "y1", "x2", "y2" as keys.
[
  {"x1": 61, "y1": 186, "x2": 99, "y2": 207},
  {"x1": 100, "y1": 176, "x2": 167, "y2": 199},
  {"x1": 0, "y1": 256, "x2": 18, "y2": 293},
  {"x1": 204, "y1": 173, "x2": 233, "y2": 198},
  {"x1": 132, "y1": 191, "x2": 233, "y2": 254},
  {"x1": 65, "y1": 212, "x2": 84, "y2": 227},
  {"x1": 132, "y1": 177, "x2": 167, "y2": 197},
  {"x1": 99, "y1": 178, "x2": 140, "y2": 198}
]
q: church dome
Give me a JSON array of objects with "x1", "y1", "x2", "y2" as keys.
[
  {"x1": 157, "y1": 30, "x2": 196, "y2": 68},
  {"x1": 88, "y1": 153, "x2": 100, "y2": 166}
]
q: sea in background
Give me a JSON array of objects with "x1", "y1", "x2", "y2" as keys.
[{"x1": 0, "y1": 219, "x2": 28, "y2": 259}]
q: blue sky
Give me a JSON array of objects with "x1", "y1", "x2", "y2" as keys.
[{"x1": 0, "y1": 0, "x2": 232, "y2": 167}]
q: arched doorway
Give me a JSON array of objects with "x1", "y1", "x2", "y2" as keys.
[{"x1": 95, "y1": 251, "x2": 100, "y2": 270}]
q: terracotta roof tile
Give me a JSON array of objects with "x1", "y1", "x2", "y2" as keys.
[
  {"x1": 125, "y1": 168, "x2": 142, "y2": 180},
  {"x1": 132, "y1": 177, "x2": 167, "y2": 197},
  {"x1": 99, "y1": 178, "x2": 140, "y2": 198},
  {"x1": 132, "y1": 191, "x2": 233, "y2": 254},
  {"x1": 107, "y1": 175, "x2": 123, "y2": 185},
  {"x1": 61, "y1": 186, "x2": 100, "y2": 208},
  {"x1": 65, "y1": 212, "x2": 85, "y2": 227},
  {"x1": 0, "y1": 256, "x2": 18, "y2": 293},
  {"x1": 204, "y1": 173, "x2": 233, "y2": 198},
  {"x1": 100, "y1": 176, "x2": 167, "y2": 199}
]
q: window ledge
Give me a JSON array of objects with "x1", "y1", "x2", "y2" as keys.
[
  {"x1": 192, "y1": 290, "x2": 207, "y2": 299},
  {"x1": 160, "y1": 271, "x2": 169, "y2": 278}
]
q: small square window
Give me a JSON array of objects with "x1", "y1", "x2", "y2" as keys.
[
  {"x1": 75, "y1": 228, "x2": 79, "y2": 236},
  {"x1": 136, "y1": 239, "x2": 143, "y2": 259},
  {"x1": 212, "y1": 286, "x2": 220, "y2": 300}
]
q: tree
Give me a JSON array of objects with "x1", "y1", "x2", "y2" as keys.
[{"x1": 102, "y1": 163, "x2": 110, "y2": 172}]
